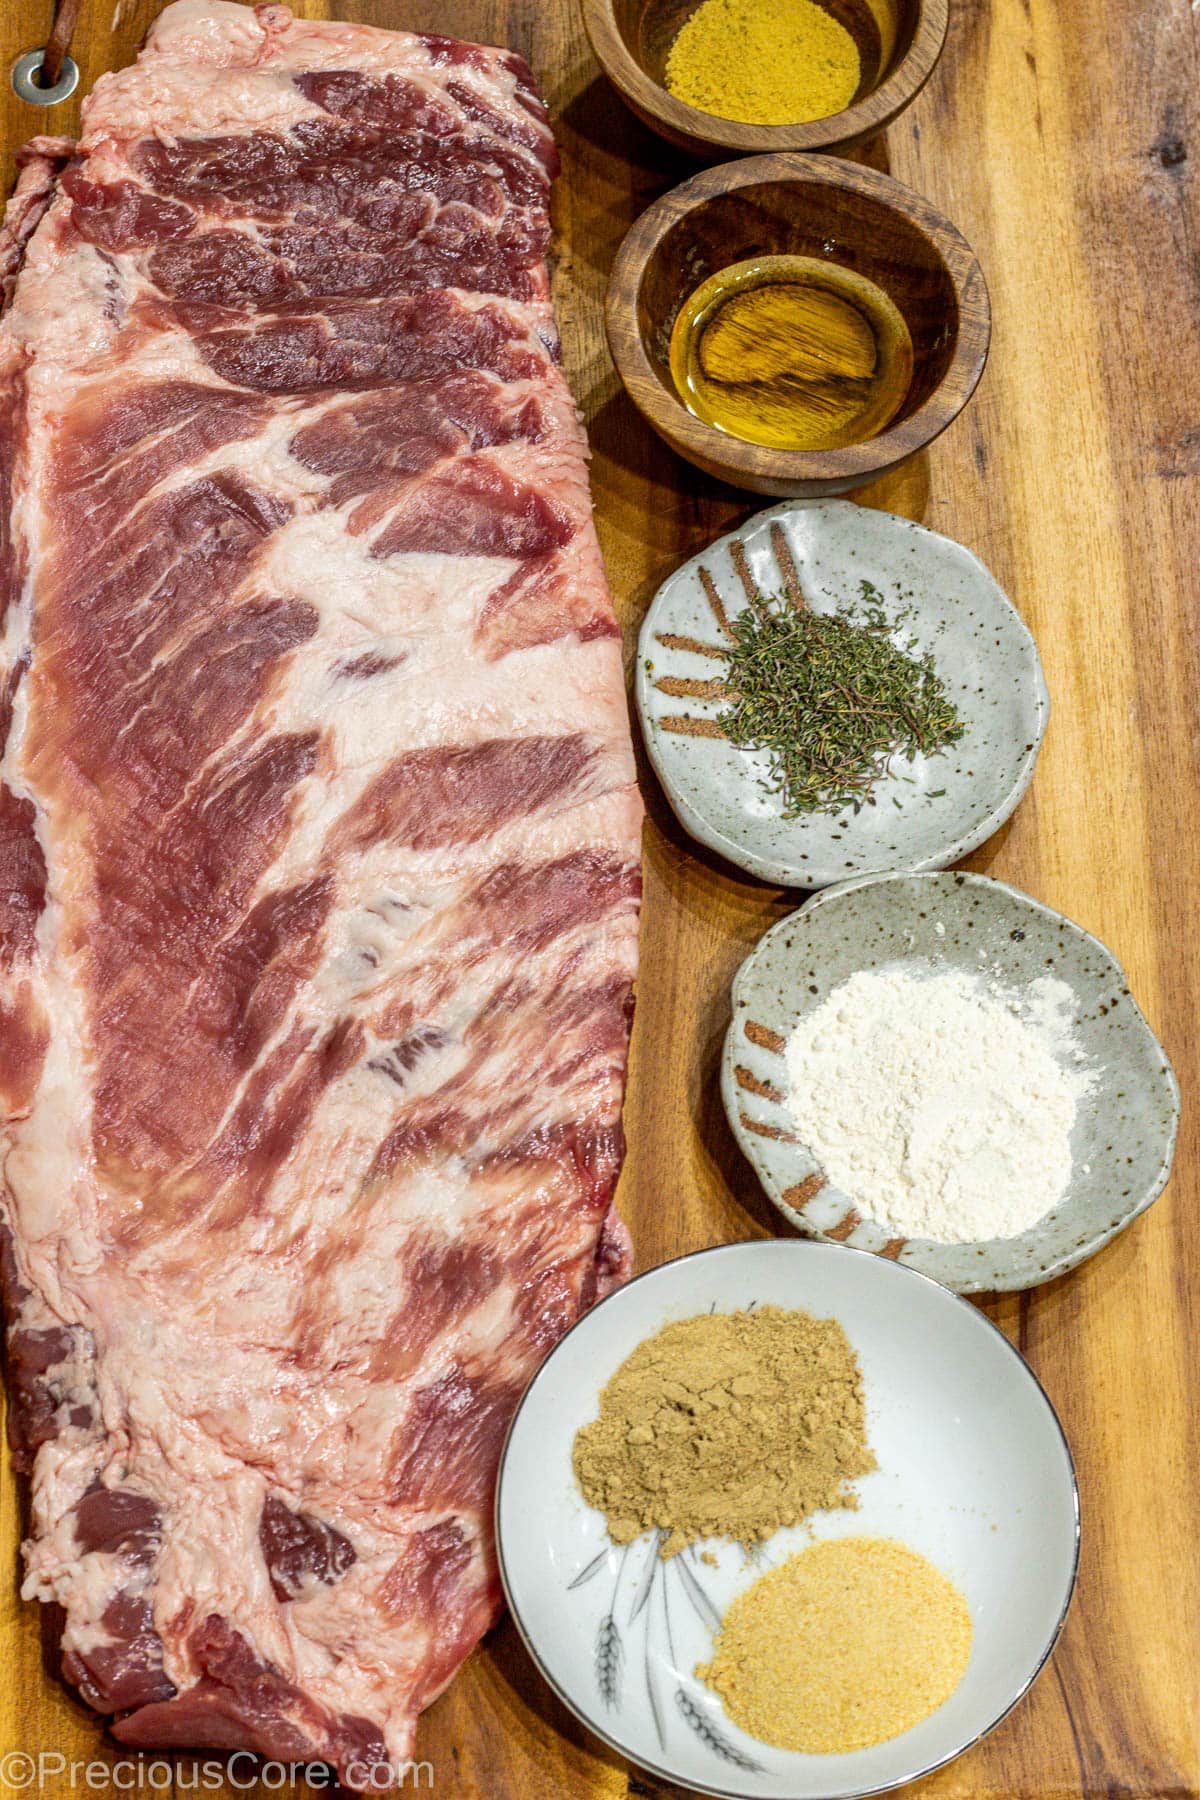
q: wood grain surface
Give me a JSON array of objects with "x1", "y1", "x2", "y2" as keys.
[{"x1": 2, "y1": 1, "x2": 1197, "y2": 1796}]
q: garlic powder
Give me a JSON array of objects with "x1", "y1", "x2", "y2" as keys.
[{"x1": 784, "y1": 965, "x2": 1094, "y2": 1243}]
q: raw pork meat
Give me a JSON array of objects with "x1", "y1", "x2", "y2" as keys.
[{"x1": 0, "y1": 1, "x2": 641, "y2": 1783}]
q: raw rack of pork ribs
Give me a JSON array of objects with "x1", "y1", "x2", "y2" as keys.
[{"x1": 0, "y1": 0, "x2": 641, "y2": 1782}]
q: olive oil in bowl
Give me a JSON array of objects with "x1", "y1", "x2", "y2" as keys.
[{"x1": 668, "y1": 254, "x2": 914, "y2": 453}]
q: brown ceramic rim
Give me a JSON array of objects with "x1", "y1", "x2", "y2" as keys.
[
  {"x1": 581, "y1": 0, "x2": 949, "y2": 155},
  {"x1": 605, "y1": 152, "x2": 991, "y2": 488}
]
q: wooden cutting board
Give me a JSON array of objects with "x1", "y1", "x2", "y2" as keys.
[{"x1": 2, "y1": 2, "x2": 1197, "y2": 1796}]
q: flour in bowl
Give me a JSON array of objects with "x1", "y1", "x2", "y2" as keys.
[{"x1": 783, "y1": 965, "x2": 1094, "y2": 1243}]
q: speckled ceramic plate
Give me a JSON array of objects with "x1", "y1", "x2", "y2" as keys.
[
  {"x1": 636, "y1": 502, "x2": 1049, "y2": 888},
  {"x1": 497, "y1": 1240, "x2": 1079, "y2": 1800},
  {"x1": 721, "y1": 871, "x2": 1180, "y2": 1293}
]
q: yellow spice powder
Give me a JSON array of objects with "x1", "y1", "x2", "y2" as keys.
[
  {"x1": 665, "y1": 0, "x2": 861, "y2": 126},
  {"x1": 572, "y1": 1307, "x2": 874, "y2": 1558},
  {"x1": 698, "y1": 1537, "x2": 973, "y2": 1753}
]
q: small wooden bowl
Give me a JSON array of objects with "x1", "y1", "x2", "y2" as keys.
[
  {"x1": 605, "y1": 153, "x2": 990, "y2": 497},
  {"x1": 582, "y1": 0, "x2": 949, "y2": 158}
]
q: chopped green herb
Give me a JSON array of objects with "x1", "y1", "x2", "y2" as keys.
[{"x1": 718, "y1": 588, "x2": 965, "y2": 818}]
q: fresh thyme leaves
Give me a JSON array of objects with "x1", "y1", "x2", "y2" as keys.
[{"x1": 719, "y1": 583, "x2": 965, "y2": 818}]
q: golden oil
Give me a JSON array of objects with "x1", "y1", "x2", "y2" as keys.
[{"x1": 668, "y1": 254, "x2": 914, "y2": 453}]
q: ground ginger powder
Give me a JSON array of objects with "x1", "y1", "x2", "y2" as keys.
[
  {"x1": 698, "y1": 1537, "x2": 973, "y2": 1753},
  {"x1": 572, "y1": 1307, "x2": 874, "y2": 1558},
  {"x1": 665, "y1": 0, "x2": 861, "y2": 127}
]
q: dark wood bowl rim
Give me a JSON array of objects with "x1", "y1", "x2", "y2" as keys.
[
  {"x1": 604, "y1": 152, "x2": 991, "y2": 485},
  {"x1": 581, "y1": 0, "x2": 950, "y2": 153}
]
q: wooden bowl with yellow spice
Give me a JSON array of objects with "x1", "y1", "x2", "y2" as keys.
[
  {"x1": 581, "y1": 0, "x2": 949, "y2": 157},
  {"x1": 606, "y1": 153, "x2": 990, "y2": 497}
]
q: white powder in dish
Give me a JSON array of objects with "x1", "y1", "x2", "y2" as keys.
[{"x1": 783, "y1": 964, "x2": 1094, "y2": 1243}]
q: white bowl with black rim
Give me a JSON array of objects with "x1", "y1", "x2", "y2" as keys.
[
  {"x1": 721, "y1": 869, "x2": 1180, "y2": 1293},
  {"x1": 496, "y1": 1239, "x2": 1079, "y2": 1800},
  {"x1": 635, "y1": 501, "x2": 1049, "y2": 889}
]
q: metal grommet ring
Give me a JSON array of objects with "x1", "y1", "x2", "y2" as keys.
[{"x1": 12, "y1": 48, "x2": 80, "y2": 105}]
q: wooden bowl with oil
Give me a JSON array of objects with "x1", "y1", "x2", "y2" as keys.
[
  {"x1": 581, "y1": 0, "x2": 949, "y2": 158},
  {"x1": 605, "y1": 153, "x2": 990, "y2": 497}
]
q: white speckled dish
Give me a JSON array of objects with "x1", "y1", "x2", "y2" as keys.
[
  {"x1": 636, "y1": 502, "x2": 1049, "y2": 888},
  {"x1": 497, "y1": 1240, "x2": 1079, "y2": 1800},
  {"x1": 721, "y1": 870, "x2": 1180, "y2": 1293}
]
